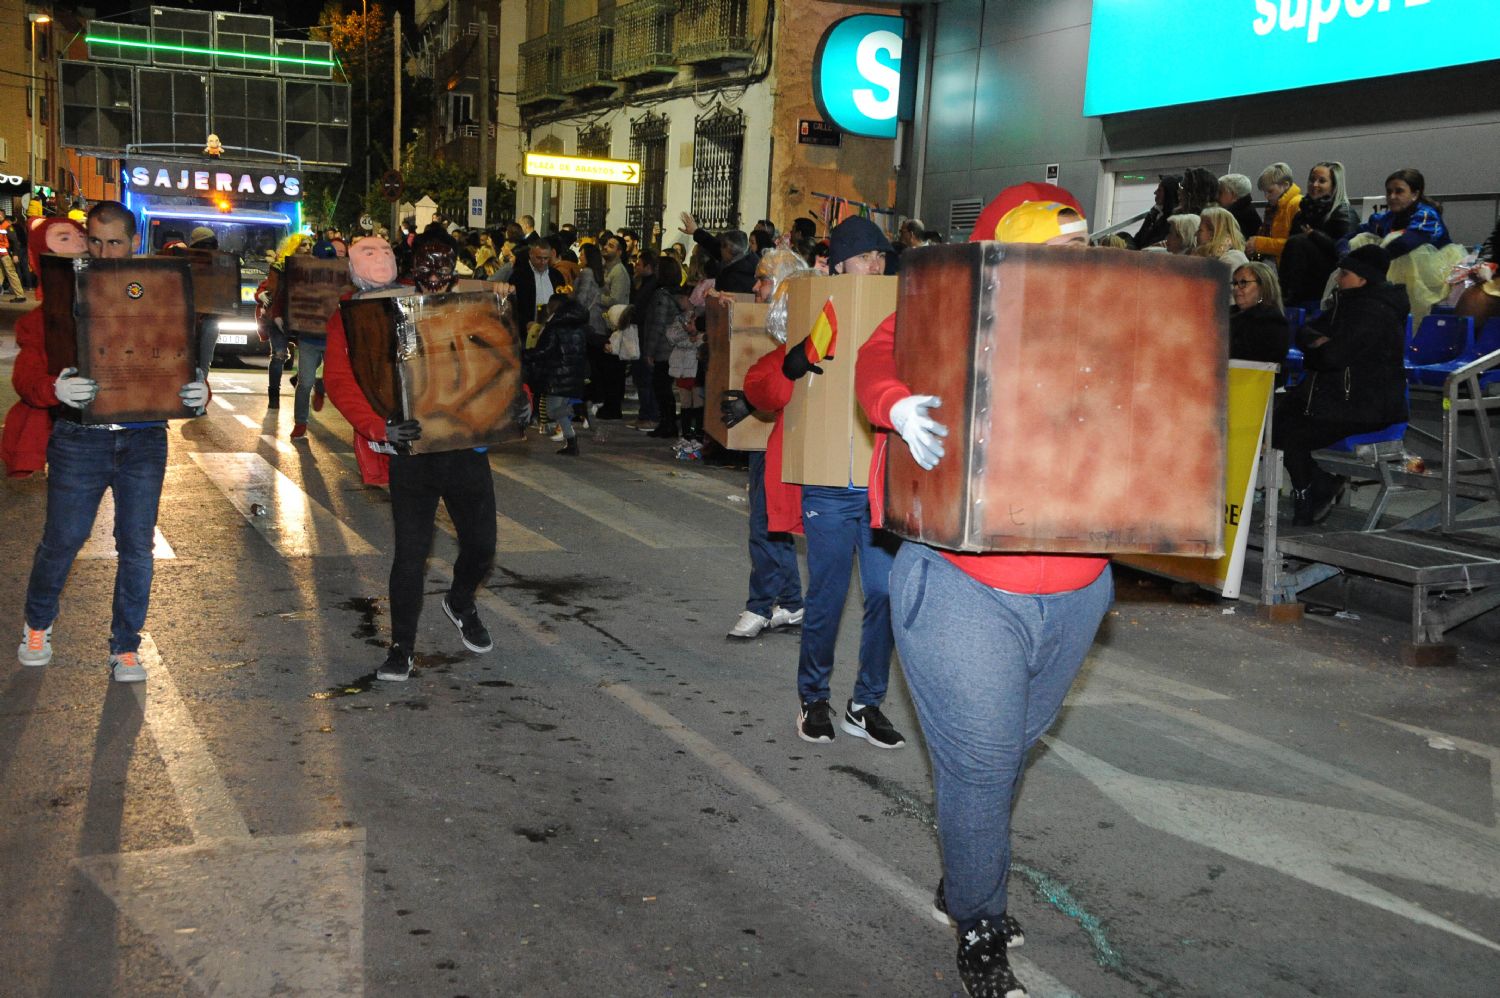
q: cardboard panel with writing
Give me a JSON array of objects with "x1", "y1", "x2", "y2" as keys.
[
  {"x1": 885, "y1": 242, "x2": 1227, "y2": 555},
  {"x1": 341, "y1": 290, "x2": 523, "y2": 454},
  {"x1": 185, "y1": 249, "x2": 242, "y2": 316},
  {"x1": 780, "y1": 274, "x2": 898, "y2": 487},
  {"x1": 282, "y1": 256, "x2": 350, "y2": 336},
  {"x1": 704, "y1": 293, "x2": 776, "y2": 451},
  {"x1": 40, "y1": 255, "x2": 198, "y2": 423}
]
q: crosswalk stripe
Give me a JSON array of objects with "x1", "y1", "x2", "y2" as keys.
[
  {"x1": 77, "y1": 488, "x2": 176, "y2": 560},
  {"x1": 489, "y1": 454, "x2": 733, "y2": 549},
  {"x1": 259, "y1": 433, "x2": 296, "y2": 455},
  {"x1": 189, "y1": 451, "x2": 377, "y2": 558},
  {"x1": 233, "y1": 414, "x2": 259, "y2": 429},
  {"x1": 210, "y1": 394, "x2": 234, "y2": 411},
  {"x1": 207, "y1": 376, "x2": 256, "y2": 395},
  {"x1": 591, "y1": 452, "x2": 751, "y2": 516}
]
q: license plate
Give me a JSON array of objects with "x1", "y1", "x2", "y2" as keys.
[{"x1": 218, "y1": 334, "x2": 249, "y2": 346}]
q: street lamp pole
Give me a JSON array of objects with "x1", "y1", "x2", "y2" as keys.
[
  {"x1": 28, "y1": 11, "x2": 51, "y2": 201},
  {"x1": 363, "y1": 0, "x2": 370, "y2": 197}
]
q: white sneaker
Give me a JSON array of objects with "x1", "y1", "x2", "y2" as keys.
[
  {"x1": 770, "y1": 606, "x2": 804, "y2": 629},
  {"x1": 110, "y1": 650, "x2": 147, "y2": 683},
  {"x1": 726, "y1": 610, "x2": 771, "y2": 640},
  {"x1": 18, "y1": 623, "x2": 52, "y2": 667},
  {"x1": 550, "y1": 429, "x2": 566, "y2": 442}
]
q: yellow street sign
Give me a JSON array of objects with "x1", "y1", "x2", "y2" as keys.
[{"x1": 523, "y1": 153, "x2": 642, "y2": 185}]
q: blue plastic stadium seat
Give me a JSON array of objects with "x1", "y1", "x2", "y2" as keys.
[{"x1": 1408, "y1": 315, "x2": 1482, "y2": 386}]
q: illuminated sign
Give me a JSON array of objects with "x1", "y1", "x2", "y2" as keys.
[
  {"x1": 84, "y1": 35, "x2": 334, "y2": 68},
  {"x1": 122, "y1": 159, "x2": 301, "y2": 199},
  {"x1": 813, "y1": 14, "x2": 905, "y2": 139},
  {"x1": 1085, "y1": 0, "x2": 1498, "y2": 115},
  {"x1": 523, "y1": 153, "x2": 641, "y2": 185}
]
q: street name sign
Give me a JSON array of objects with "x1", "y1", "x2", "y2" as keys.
[{"x1": 523, "y1": 153, "x2": 641, "y2": 185}]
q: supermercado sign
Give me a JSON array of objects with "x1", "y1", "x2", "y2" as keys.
[
  {"x1": 122, "y1": 160, "x2": 301, "y2": 199},
  {"x1": 814, "y1": 14, "x2": 904, "y2": 139},
  {"x1": 1085, "y1": 0, "x2": 1497, "y2": 116}
]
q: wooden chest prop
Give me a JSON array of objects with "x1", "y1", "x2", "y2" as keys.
[
  {"x1": 704, "y1": 293, "x2": 775, "y2": 451},
  {"x1": 41, "y1": 255, "x2": 198, "y2": 424},
  {"x1": 339, "y1": 290, "x2": 523, "y2": 454},
  {"x1": 886, "y1": 242, "x2": 1227, "y2": 556},
  {"x1": 282, "y1": 256, "x2": 350, "y2": 336},
  {"x1": 186, "y1": 249, "x2": 242, "y2": 316},
  {"x1": 780, "y1": 274, "x2": 898, "y2": 487}
]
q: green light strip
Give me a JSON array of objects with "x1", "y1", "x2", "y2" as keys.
[{"x1": 85, "y1": 35, "x2": 335, "y2": 68}]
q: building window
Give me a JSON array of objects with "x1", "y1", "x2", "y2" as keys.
[
  {"x1": 627, "y1": 112, "x2": 669, "y2": 241},
  {"x1": 448, "y1": 93, "x2": 474, "y2": 139},
  {"x1": 574, "y1": 125, "x2": 611, "y2": 236},
  {"x1": 690, "y1": 107, "x2": 745, "y2": 231}
]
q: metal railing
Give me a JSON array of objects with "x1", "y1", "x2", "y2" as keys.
[
  {"x1": 612, "y1": 0, "x2": 676, "y2": 80},
  {"x1": 675, "y1": 0, "x2": 753, "y2": 65},
  {"x1": 517, "y1": 36, "x2": 564, "y2": 106},
  {"x1": 561, "y1": 17, "x2": 615, "y2": 94}
]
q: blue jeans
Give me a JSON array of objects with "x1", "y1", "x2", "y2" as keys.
[
  {"x1": 631, "y1": 358, "x2": 657, "y2": 421},
  {"x1": 545, "y1": 395, "x2": 576, "y2": 440},
  {"x1": 24, "y1": 421, "x2": 169, "y2": 654},
  {"x1": 746, "y1": 451, "x2": 802, "y2": 617},
  {"x1": 797, "y1": 485, "x2": 897, "y2": 707},
  {"x1": 294, "y1": 336, "x2": 327, "y2": 424},
  {"x1": 890, "y1": 543, "x2": 1112, "y2": 931}
]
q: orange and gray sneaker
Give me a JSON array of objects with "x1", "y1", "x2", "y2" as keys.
[
  {"x1": 18, "y1": 623, "x2": 52, "y2": 667},
  {"x1": 110, "y1": 651, "x2": 147, "y2": 683}
]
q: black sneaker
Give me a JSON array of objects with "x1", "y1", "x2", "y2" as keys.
[
  {"x1": 933, "y1": 879, "x2": 1024, "y2": 947},
  {"x1": 797, "y1": 699, "x2": 835, "y2": 743},
  {"x1": 840, "y1": 700, "x2": 906, "y2": 748},
  {"x1": 376, "y1": 644, "x2": 414, "y2": 682},
  {"x1": 957, "y1": 918, "x2": 1027, "y2": 998},
  {"x1": 442, "y1": 597, "x2": 493, "y2": 653}
]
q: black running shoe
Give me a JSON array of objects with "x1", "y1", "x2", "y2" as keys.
[
  {"x1": 957, "y1": 918, "x2": 1027, "y2": 998},
  {"x1": 933, "y1": 879, "x2": 1024, "y2": 947},
  {"x1": 797, "y1": 699, "x2": 835, "y2": 743},
  {"x1": 840, "y1": 700, "x2": 906, "y2": 748},
  {"x1": 442, "y1": 597, "x2": 493, "y2": 653},
  {"x1": 376, "y1": 644, "x2": 414, "y2": 682}
]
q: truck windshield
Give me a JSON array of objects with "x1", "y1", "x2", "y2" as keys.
[{"x1": 145, "y1": 218, "x2": 285, "y2": 274}]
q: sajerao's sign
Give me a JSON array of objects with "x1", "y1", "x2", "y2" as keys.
[
  {"x1": 1085, "y1": 0, "x2": 1496, "y2": 116},
  {"x1": 122, "y1": 159, "x2": 301, "y2": 199}
]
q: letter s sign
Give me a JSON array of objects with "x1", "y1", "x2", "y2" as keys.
[{"x1": 814, "y1": 14, "x2": 906, "y2": 139}]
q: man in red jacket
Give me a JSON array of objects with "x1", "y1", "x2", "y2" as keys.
[{"x1": 856, "y1": 186, "x2": 1110, "y2": 998}]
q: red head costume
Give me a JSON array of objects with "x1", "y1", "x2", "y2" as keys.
[{"x1": 27, "y1": 217, "x2": 89, "y2": 301}]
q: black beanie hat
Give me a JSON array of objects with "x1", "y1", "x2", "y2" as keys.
[
  {"x1": 828, "y1": 216, "x2": 893, "y2": 272},
  {"x1": 1338, "y1": 244, "x2": 1390, "y2": 284}
]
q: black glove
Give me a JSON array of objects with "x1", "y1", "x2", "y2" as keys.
[
  {"x1": 720, "y1": 390, "x2": 752, "y2": 428},
  {"x1": 384, "y1": 418, "x2": 422, "y2": 444},
  {"x1": 781, "y1": 339, "x2": 823, "y2": 380}
]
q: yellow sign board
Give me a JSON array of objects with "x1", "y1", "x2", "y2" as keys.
[{"x1": 523, "y1": 153, "x2": 642, "y2": 185}]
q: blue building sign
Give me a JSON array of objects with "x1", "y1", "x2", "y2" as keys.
[
  {"x1": 813, "y1": 14, "x2": 906, "y2": 139},
  {"x1": 1085, "y1": 0, "x2": 1500, "y2": 116}
]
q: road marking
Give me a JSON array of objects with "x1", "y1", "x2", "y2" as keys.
[
  {"x1": 189, "y1": 451, "x2": 377, "y2": 558},
  {"x1": 434, "y1": 503, "x2": 562, "y2": 554},
  {"x1": 71, "y1": 633, "x2": 366, "y2": 994},
  {"x1": 210, "y1": 394, "x2": 234, "y2": 411},
  {"x1": 77, "y1": 489, "x2": 175, "y2": 560},
  {"x1": 605, "y1": 682, "x2": 1080, "y2": 998},
  {"x1": 207, "y1": 376, "x2": 256, "y2": 395},
  {"x1": 490, "y1": 455, "x2": 732, "y2": 549},
  {"x1": 1365, "y1": 716, "x2": 1500, "y2": 809},
  {"x1": 591, "y1": 452, "x2": 752, "y2": 516},
  {"x1": 1070, "y1": 646, "x2": 1232, "y2": 705},
  {"x1": 260, "y1": 433, "x2": 296, "y2": 456},
  {"x1": 234, "y1": 414, "x2": 259, "y2": 429}
]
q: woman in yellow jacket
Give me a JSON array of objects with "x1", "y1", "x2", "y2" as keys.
[{"x1": 1247, "y1": 161, "x2": 1302, "y2": 265}]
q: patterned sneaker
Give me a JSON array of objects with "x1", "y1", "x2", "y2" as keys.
[
  {"x1": 726, "y1": 610, "x2": 770, "y2": 640},
  {"x1": 442, "y1": 597, "x2": 493, "y2": 653},
  {"x1": 797, "y1": 699, "x2": 836, "y2": 743},
  {"x1": 376, "y1": 645, "x2": 414, "y2": 682},
  {"x1": 18, "y1": 623, "x2": 52, "y2": 667},
  {"x1": 840, "y1": 700, "x2": 906, "y2": 749},
  {"x1": 933, "y1": 879, "x2": 1024, "y2": 947},
  {"x1": 110, "y1": 651, "x2": 147, "y2": 683},
  {"x1": 957, "y1": 918, "x2": 1027, "y2": 998},
  {"x1": 769, "y1": 605, "x2": 804, "y2": 629}
]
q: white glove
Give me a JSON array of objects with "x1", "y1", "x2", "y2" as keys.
[
  {"x1": 179, "y1": 368, "x2": 209, "y2": 411},
  {"x1": 890, "y1": 394, "x2": 947, "y2": 471},
  {"x1": 54, "y1": 368, "x2": 99, "y2": 409}
]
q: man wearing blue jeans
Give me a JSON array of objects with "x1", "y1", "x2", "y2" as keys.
[{"x1": 18, "y1": 201, "x2": 209, "y2": 683}]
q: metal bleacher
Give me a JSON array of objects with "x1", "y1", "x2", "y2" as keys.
[{"x1": 1264, "y1": 342, "x2": 1500, "y2": 654}]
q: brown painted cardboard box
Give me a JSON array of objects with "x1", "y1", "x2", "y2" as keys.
[
  {"x1": 704, "y1": 293, "x2": 776, "y2": 450},
  {"x1": 339, "y1": 290, "x2": 524, "y2": 454},
  {"x1": 282, "y1": 256, "x2": 351, "y2": 336},
  {"x1": 185, "y1": 249, "x2": 241, "y2": 316},
  {"x1": 781, "y1": 274, "x2": 898, "y2": 487},
  {"x1": 41, "y1": 255, "x2": 199, "y2": 423},
  {"x1": 884, "y1": 242, "x2": 1226, "y2": 556}
]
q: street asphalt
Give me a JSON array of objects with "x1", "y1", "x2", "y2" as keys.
[{"x1": 1, "y1": 308, "x2": 1497, "y2": 997}]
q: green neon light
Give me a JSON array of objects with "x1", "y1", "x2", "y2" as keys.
[{"x1": 85, "y1": 36, "x2": 335, "y2": 68}]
